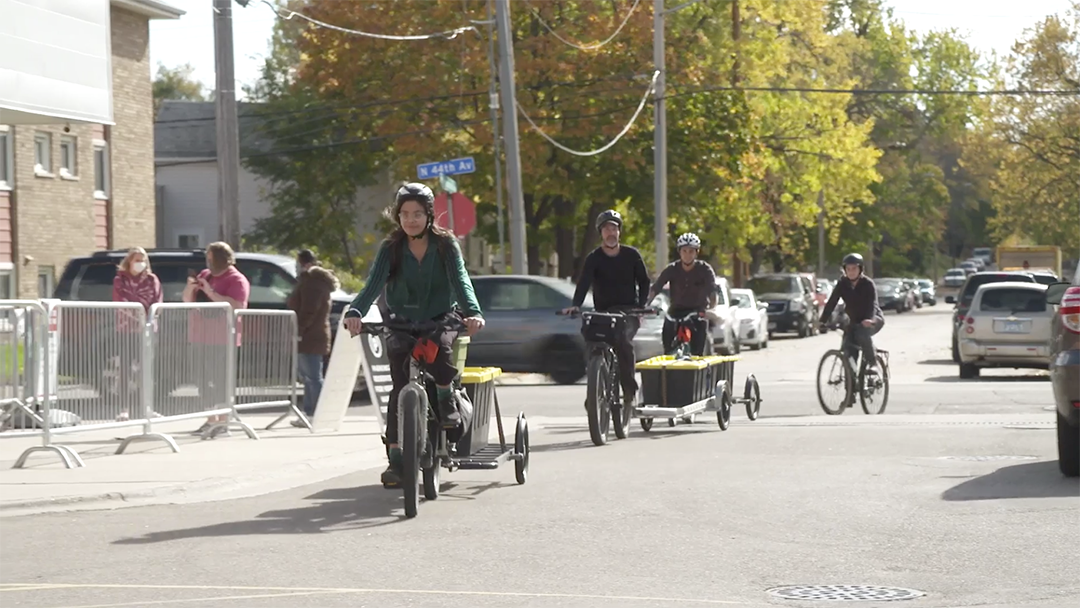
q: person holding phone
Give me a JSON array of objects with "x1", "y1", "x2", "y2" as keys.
[{"x1": 183, "y1": 242, "x2": 251, "y2": 437}]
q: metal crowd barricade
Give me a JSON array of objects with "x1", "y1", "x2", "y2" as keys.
[
  {"x1": 0, "y1": 300, "x2": 84, "y2": 468},
  {"x1": 148, "y1": 302, "x2": 256, "y2": 441},
  {"x1": 43, "y1": 302, "x2": 177, "y2": 458},
  {"x1": 233, "y1": 309, "x2": 303, "y2": 431}
]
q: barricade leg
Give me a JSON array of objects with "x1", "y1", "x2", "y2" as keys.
[
  {"x1": 13, "y1": 444, "x2": 85, "y2": 469},
  {"x1": 117, "y1": 322, "x2": 180, "y2": 455}
]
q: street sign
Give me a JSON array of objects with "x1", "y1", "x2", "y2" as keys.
[
  {"x1": 417, "y1": 157, "x2": 476, "y2": 179},
  {"x1": 434, "y1": 192, "x2": 476, "y2": 237},
  {"x1": 439, "y1": 174, "x2": 458, "y2": 194}
]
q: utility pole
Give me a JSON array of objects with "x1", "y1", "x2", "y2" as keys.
[
  {"x1": 213, "y1": 0, "x2": 241, "y2": 249},
  {"x1": 652, "y1": 0, "x2": 668, "y2": 275},
  {"x1": 817, "y1": 189, "x2": 825, "y2": 277},
  {"x1": 485, "y1": 0, "x2": 506, "y2": 272},
  {"x1": 730, "y1": 0, "x2": 743, "y2": 285},
  {"x1": 494, "y1": 0, "x2": 528, "y2": 274}
]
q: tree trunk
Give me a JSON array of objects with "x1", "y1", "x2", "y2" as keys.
[{"x1": 553, "y1": 196, "x2": 576, "y2": 279}]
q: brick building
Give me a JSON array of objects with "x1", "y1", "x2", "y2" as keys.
[{"x1": 0, "y1": 0, "x2": 182, "y2": 299}]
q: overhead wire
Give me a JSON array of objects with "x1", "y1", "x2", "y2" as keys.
[
  {"x1": 516, "y1": 71, "x2": 659, "y2": 157},
  {"x1": 254, "y1": 0, "x2": 478, "y2": 41},
  {"x1": 527, "y1": 0, "x2": 644, "y2": 51}
]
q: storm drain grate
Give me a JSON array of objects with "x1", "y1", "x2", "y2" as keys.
[
  {"x1": 937, "y1": 455, "x2": 1038, "y2": 462},
  {"x1": 766, "y1": 585, "x2": 925, "y2": 602}
]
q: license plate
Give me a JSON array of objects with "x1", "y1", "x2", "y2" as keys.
[
  {"x1": 995, "y1": 321, "x2": 1028, "y2": 334},
  {"x1": 767, "y1": 322, "x2": 777, "y2": 330}
]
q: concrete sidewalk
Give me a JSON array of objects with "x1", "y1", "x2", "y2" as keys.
[{"x1": 0, "y1": 413, "x2": 389, "y2": 517}]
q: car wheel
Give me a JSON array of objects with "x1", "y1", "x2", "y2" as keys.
[
  {"x1": 1057, "y1": 410, "x2": 1079, "y2": 478},
  {"x1": 951, "y1": 334, "x2": 960, "y2": 363},
  {"x1": 546, "y1": 338, "x2": 585, "y2": 385}
]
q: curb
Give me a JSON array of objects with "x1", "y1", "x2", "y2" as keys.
[{"x1": 0, "y1": 445, "x2": 387, "y2": 517}]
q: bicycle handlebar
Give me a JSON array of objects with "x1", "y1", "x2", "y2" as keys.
[
  {"x1": 665, "y1": 310, "x2": 707, "y2": 322},
  {"x1": 557, "y1": 307, "x2": 659, "y2": 318},
  {"x1": 356, "y1": 316, "x2": 468, "y2": 336}
]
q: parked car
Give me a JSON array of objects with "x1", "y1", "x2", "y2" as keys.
[
  {"x1": 916, "y1": 279, "x2": 937, "y2": 305},
  {"x1": 957, "y1": 282, "x2": 1052, "y2": 379},
  {"x1": 730, "y1": 288, "x2": 768, "y2": 350},
  {"x1": 875, "y1": 278, "x2": 914, "y2": 313},
  {"x1": 707, "y1": 277, "x2": 740, "y2": 355},
  {"x1": 1046, "y1": 267, "x2": 1080, "y2": 477},
  {"x1": 965, "y1": 258, "x2": 986, "y2": 272},
  {"x1": 946, "y1": 271, "x2": 1038, "y2": 363},
  {"x1": 746, "y1": 273, "x2": 817, "y2": 338},
  {"x1": 943, "y1": 268, "x2": 968, "y2": 288},
  {"x1": 468, "y1": 275, "x2": 664, "y2": 385},
  {"x1": 972, "y1": 247, "x2": 994, "y2": 268},
  {"x1": 1026, "y1": 271, "x2": 1060, "y2": 286}
]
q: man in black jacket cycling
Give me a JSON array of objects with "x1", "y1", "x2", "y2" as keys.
[
  {"x1": 561, "y1": 209, "x2": 651, "y2": 405},
  {"x1": 820, "y1": 253, "x2": 884, "y2": 375}
]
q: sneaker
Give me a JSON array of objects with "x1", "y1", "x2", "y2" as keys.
[
  {"x1": 623, "y1": 391, "x2": 637, "y2": 408},
  {"x1": 438, "y1": 396, "x2": 461, "y2": 428},
  {"x1": 190, "y1": 422, "x2": 212, "y2": 435},
  {"x1": 866, "y1": 365, "x2": 880, "y2": 377},
  {"x1": 382, "y1": 448, "x2": 403, "y2": 488}
]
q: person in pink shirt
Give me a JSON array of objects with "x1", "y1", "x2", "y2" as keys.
[
  {"x1": 111, "y1": 247, "x2": 162, "y2": 421},
  {"x1": 182, "y1": 242, "x2": 250, "y2": 436}
]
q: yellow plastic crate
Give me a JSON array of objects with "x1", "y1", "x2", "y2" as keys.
[
  {"x1": 635, "y1": 354, "x2": 739, "y2": 370},
  {"x1": 461, "y1": 366, "x2": 504, "y2": 384}
]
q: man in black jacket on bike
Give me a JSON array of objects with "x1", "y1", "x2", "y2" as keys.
[
  {"x1": 820, "y1": 253, "x2": 885, "y2": 375},
  {"x1": 562, "y1": 209, "x2": 651, "y2": 405}
]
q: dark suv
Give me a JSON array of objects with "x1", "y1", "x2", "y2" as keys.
[
  {"x1": 1046, "y1": 268, "x2": 1080, "y2": 477},
  {"x1": 53, "y1": 250, "x2": 355, "y2": 391},
  {"x1": 946, "y1": 271, "x2": 1037, "y2": 362},
  {"x1": 746, "y1": 273, "x2": 817, "y2": 338}
]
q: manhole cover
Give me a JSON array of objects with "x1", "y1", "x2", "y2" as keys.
[
  {"x1": 937, "y1": 455, "x2": 1038, "y2": 461},
  {"x1": 766, "y1": 585, "x2": 925, "y2": 602}
]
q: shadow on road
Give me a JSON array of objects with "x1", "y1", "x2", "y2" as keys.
[
  {"x1": 941, "y1": 460, "x2": 1079, "y2": 501},
  {"x1": 111, "y1": 484, "x2": 405, "y2": 544},
  {"x1": 924, "y1": 374, "x2": 1050, "y2": 383}
]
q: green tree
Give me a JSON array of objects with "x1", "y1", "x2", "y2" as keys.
[{"x1": 151, "y1": 62, "x2": 207, "y2": 114}]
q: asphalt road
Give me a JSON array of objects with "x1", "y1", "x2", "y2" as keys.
[{"x1": 2, "y1": 305, "x2": 1077, "y2": 608}]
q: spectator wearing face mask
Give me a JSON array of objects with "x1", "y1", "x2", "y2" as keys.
[{"x1": 111, "y1": 247, "x2": 162, "y2": 420}]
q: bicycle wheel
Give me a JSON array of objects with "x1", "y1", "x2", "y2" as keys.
[
  {"x1": 399, "y1": 385, "x2": 424, "y2": 518},
  {"x1": 585, "y1": 351, "x2": 611, "y2": 446},
  {"x1": 859, "y1": 354, "x2": 890, "y2": 415},
  {"x1": 816, "y1": 350, "x2": 852, "y2": 415}
]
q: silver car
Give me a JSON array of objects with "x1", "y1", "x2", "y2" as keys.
[
  {"x1": 468, "y1": 275, "x2": 664, "y2": 385},
  {"x1": 958, "y1": 282, "x2": 1053, "y2": 379}
]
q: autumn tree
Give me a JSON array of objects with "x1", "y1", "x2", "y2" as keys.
[{"x1": 152, "y1": 62, "x2": 207, "y2": 114}]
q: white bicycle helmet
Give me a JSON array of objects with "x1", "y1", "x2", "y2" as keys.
[{"x1": 676, "y1": 233, "x2": 701, "y2": 249}]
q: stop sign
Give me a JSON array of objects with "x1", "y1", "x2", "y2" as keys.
[{"x1": 433, "y1": 192, "x2": 476, "y2": 237}]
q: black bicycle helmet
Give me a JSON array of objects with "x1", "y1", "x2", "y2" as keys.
[
  {"x1": 595, "y1": 209, "x2": 623, "y2": 232},
  {"x1": 394, "y1": 182, "x2": 435, "y2": 233},
  {"x1": 842, "y1": 253, "x2": 864, "y2": 269}
]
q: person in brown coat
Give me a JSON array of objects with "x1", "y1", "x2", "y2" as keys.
[{"x1": 287, "y1": 249, "x2": 340, "y2": 423}]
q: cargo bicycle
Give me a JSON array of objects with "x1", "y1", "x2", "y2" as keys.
[
  {"x1": 559, "y1": 307, "x2": 657, "y2": 446},
  {"x1": 661, "y1": 309, "x2": 713, "y2": 425},
  {"x1": 360, "y1": 317, "x2": 529, "y2": 519}
]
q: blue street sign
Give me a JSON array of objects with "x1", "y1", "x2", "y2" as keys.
[{"x1": 417, "y1": 157, "x2": 476, "y2": 180}]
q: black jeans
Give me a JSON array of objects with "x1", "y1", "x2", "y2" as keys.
[
  {"x1": 384, "y1": 312, "x2": 461, "y2": 445},
  {"x1": 662, "y1": 308, "x2": 708, "y2": 356},
  {"x1": 843, "y1": 319, "x2": 883, "y2": 368}
]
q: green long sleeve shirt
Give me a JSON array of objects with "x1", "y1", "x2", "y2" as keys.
[{"x1": 347, "y1": 237, "x2": 482, "y2": 321}]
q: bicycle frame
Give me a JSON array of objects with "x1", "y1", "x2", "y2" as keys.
[{"x1": 665, "y1": 310, "x2": 707, "y2": 357}]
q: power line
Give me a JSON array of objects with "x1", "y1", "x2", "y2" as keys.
[
  {"x1": 253, "y1": 0, "x2": 477, "y2": 41},
  {"x1": 527, "y1": 0, "x2": 643, "y2": 51},
  {"x1": 516, "y1": 71, "x2": 659, "y2": 157},
  {"x1": 666, "y1": 84, "x2": 1080, "y2": 98}
]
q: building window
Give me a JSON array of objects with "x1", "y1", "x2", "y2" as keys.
[
  {"x1": 178, "y1": 234, "x2": 200, "y2": 249},
  {"x1": 34, "y1": 132, "x2": 52, "y2": 176},
  {"x1": 59, "y1": 136, "x2": 78, "y2": 178},
  {"x1": 0, "y1": 125, "x2": 12, "y2": 190},
  {"x1": 93, "y1": 140, "x2": 109, "y2": 199},
  {"x1": 37, "y1": 266, "x2": 55, "y2": 299},
  {"x1": 0, "y1": 264, "x2": 13, "y2": 300}
]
